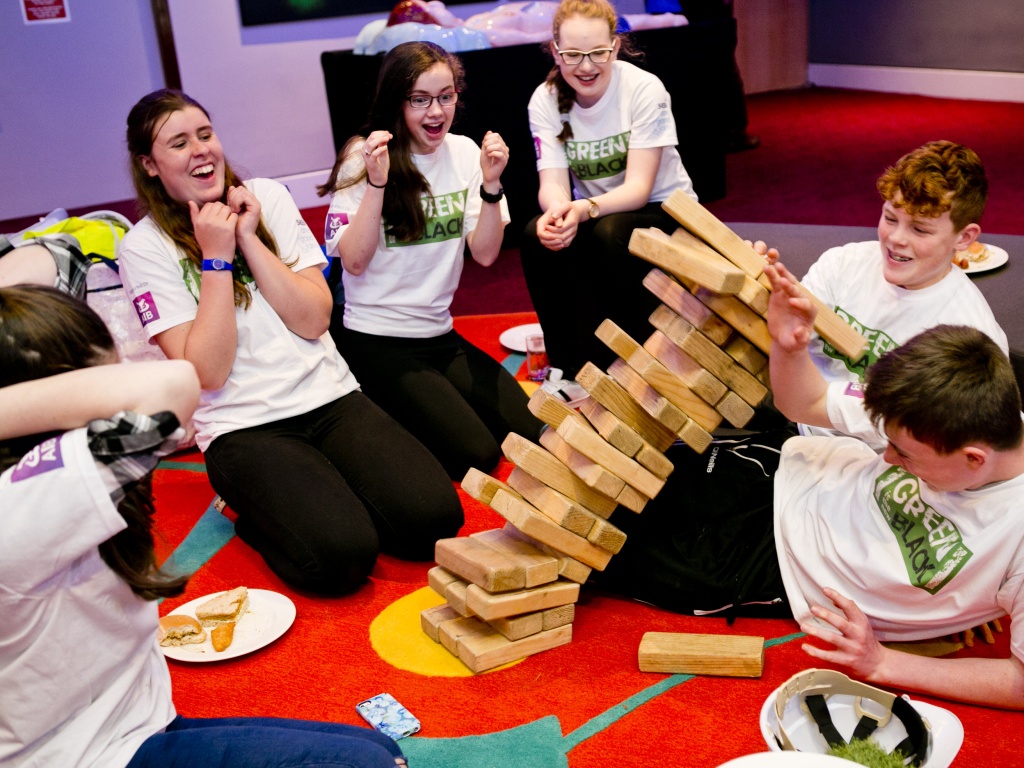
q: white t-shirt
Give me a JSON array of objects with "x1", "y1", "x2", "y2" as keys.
[
  {"x1": 774, "y1": 435, "x2": 1024, "y2": 663},
  {"x1": 119, "y1": 178, "x2": 359, "y2": 451},
  {"x1": 801, "y1": 240, "x2": 1009, "y2": 447},
  {"x1": 325, "y1": 134, "x2": 510, "y2": 338},
  {"x1": 0, "y1": 431, "x2": 175, "y2": 768},
  {"x1": 529, "y1": 60, "x2": 696, "y2": 204}
]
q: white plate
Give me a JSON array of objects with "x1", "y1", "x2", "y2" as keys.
[
  {"x1": 956, "y1": 243, "x2": 1009, "y2": 274},
  {"x1": 161, "y1": 589, "x2": 296, "y2": 662},
  {"x1": 498, "y1": 322, "x2": 543, "y2": 353}
]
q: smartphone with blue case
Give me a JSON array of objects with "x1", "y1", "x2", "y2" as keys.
[{"x1": 355, "y1": 692, "x2": 421, "y2": 740}]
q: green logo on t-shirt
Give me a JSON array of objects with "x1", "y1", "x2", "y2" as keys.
[
  {"x1": 872, "y1": 466, "x2": 972, "y2": 594},
  {"x1": 565, "y1": 130, "x2": 630, "y2": 181},
  {"x1": 821, "y1": 307, "x2": 894, "y2": 380},
  {"x1": 386, "y1": 189, "x2": 467, "y2": 247}
]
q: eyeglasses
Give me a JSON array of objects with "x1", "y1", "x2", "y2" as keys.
[
  {"x1": 406, "y1": 91, "x2": 459, "y2": 109},
  {"x1": 555, "y1": 47, "x2": 615, "y2": 66}
]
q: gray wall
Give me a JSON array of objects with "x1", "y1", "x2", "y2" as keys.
[{"x1": 809, "y1": 0, "x2": 1024, "y2": 73}]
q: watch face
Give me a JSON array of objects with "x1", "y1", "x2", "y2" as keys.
[{"x1": 589, "y1": 202, "x2": 600, "y2": 219}]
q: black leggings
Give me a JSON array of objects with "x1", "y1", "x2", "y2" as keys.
[
  {"x1": 334, "y1": 326, "x2": 544, "y2": 480},
  {"x1": 519, "y1": 203, "x2": 678, "y2": 381},
  {"x1": 204, "y1": 392, "x2": 462, "y2": 594}
]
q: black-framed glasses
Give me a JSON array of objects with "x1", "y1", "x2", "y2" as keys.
[
  {"x1": 406, "y1": 91, "x2": 459, "y2": 109},
  {"x1": 555, "y1": 47, "x2": 615, "y2": 66}
]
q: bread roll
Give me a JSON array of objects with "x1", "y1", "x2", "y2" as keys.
[{"x1": 158, "y1": 614, "x2": 206, "y2": 647}]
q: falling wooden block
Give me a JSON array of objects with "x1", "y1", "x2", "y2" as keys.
[
  {"x1": 578, "y1": 397, "x2": 644, "y2": 457},
  {"x1": 723, "y1": 334, "x2": 768, "y2": 375},
  {"x1": 502, "y1": 433, "x2": 619, "y2": 517},
  {"x1": 528, "y1": 389, "x2": 589, "y2": 431},
  {"x1": 638, "y1": 632, "x2": 764, "y2": 677},
  {"x1": 458, "y1": 624, "x2": 573, "y2": 674},
  {"x1": 586, "y1": 516, "x2": 627, "y2": 554},
  {"x1": 616, "y1": 483, "x2": 649, "y2": 514},
  {"x1": 466, "y1": 578, "x2": 581, "y2": 621},
  {"x1": 470, "y1": 528, "x2": 560, "y2": 588},
  {"x1": 715, "y1": 391, "x2": 756, "y2": 429},
  {"x1": 556, "y1": 413, "x2": 665, "y2": 499},
  {"x1": 506, "y1": 466, "x2": 598, "y2": 534},
  {"x1": 486, "y1": 611, "x2": 545, "y2": 642},
  {"x1": 435, "y1": 537, "x2": 527, "y2": 593},
  {"x1": 490, "y1": 490, "x2": 613, "y2": 571},
  {"x1": 421, "y1": 604, "x2": 460, "y2": 643},
  {"x1": 690, "y1": 285, "x2": 772, "y2": 355},
  {"x1": 661, "y1": 189, "x2": 766, "y2": 278},
  {"x1": 461, "y1": 467, "x2": 522, "y2": 506},
  {"x1": 540, "y1": 428, "x2": 626, "y2": 499},
  {"x1": 502, "y1": 523, "x2": 593, "y2": 584},
  {"x1": 669, "y1": 228, "x2": 769, "y2": 314},
  {"x1": 643, "y1": 268, "x2": 733, "y2": 345},
  {"x1": 643, "y1": 330, "x2": 728, "y2": 406},
  {"x1": 795, "y1": 283, "x2": 871, "y2": 362},
  {"x1": 439, "y1": 615, "x2": 492, "y2": 657},
  {"x1": 575, "y1": 363, "x2": 678, "y2": 452},
  {"x1": 634, "y1": 442, "x2": 674, "y2": 479},
  {"x1": 629, "y1": 227, "x2": 746, "y2": 294},
  {"x1": 650, "y1": 304, "x2": 768, "y2": 408}
]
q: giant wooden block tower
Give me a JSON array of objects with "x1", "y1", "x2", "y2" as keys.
[{"x1": 421, "y1": 191, "x2": 869, "y2": 673}]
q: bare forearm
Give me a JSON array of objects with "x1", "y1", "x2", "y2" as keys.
[
  {"x1": 180, "y1": 273, "x2": 239, "y2": 389},
  {"x1": 238, "y1": 235, "x2": 331, "y2": 338},
  {"x1": 467, "y1": 204, "x2": 506, "y2": 266},
  {"x1": 768, "y1": 343, "x2": 830, "y2": 427},
  {"x1": 870, "y1": 647, "x2": 1024, "y2": 709},
  {"x1": 339, "y1": 187, "x2": 387, "y2": 275}
]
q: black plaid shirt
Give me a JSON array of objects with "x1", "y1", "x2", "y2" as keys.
[{"x1": 87, "y1": 410, "x2": 181, "y2": 504}]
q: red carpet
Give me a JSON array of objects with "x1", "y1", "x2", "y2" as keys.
[{"x1": 154, "y1": 312, "x2": 1024, "y2": 768}]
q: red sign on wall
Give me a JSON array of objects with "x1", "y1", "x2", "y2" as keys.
[{"x1": 22, "y1": 0, "x2": 70, "y2": 24}]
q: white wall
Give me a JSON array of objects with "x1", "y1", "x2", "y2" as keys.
[{"x1": 0, "y1": 0, "x2": 164, "y2": 220}]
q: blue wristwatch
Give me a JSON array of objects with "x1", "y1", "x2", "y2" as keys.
[{"x1": 201, "y1": 258, "x2": 234, "y2": 272}]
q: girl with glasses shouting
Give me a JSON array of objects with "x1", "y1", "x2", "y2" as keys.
[
  {"x1": 521, "y1": 0, "x2": 699, "y2": 389},
  {"x1": 319, "y1": 41, "x2": 543, "y2": 480}
]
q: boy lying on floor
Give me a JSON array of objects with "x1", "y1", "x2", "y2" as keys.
[{"x1": 600, "y1": 276, "x2": 1024, "y2": 708}]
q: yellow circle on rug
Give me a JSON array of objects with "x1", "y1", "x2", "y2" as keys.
[{"x1": 370, "y1": 587, "x2": 522, "y2": 676}]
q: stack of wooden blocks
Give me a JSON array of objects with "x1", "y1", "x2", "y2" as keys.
[{"x1": 420, "y1": 190, "x2": 869, "y2": 674}]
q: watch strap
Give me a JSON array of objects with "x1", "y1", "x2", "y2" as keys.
[
  {"x1": 201, "y1": 258, "x2": 234, "y2": 272},
  {"x1": 479, "y1": 185, "x2": 504, "y2": 204}
]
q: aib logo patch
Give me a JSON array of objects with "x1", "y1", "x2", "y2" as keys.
[
  {"x1": 133, "y1": 292, "x2": 160, "y2": 326},
  {"x1": 325, "y1": 212, "x2": 348, "y2": 242},
  {"x1": 12, "y1": 437, "x2": 64, "y2": 482},
  {"x1": 534, "y1": 135, "x2": 542, "y2": 160}
]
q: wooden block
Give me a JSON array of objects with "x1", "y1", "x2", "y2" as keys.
[
  {"x1": 528, "y1": 388, "x2": 588, "y2": 431},
  {"x1": 606, "y1": 359, "x2": 687, "y2": 432},
  {"x1": 435, "y1": 537, "x2": 526, "y2": 593},
  {"x1": 470, "y1": 528, "x2": 560, "y2": 588},
  {"x1": 501, "y1": 433, "x2": 619, "y2": 517},
  {"x1": 458, "y1": 624, "x2": 573, "y2": 674},
  {"x1": 540, "y1": 428, "x2": 626, "y2": 499},
  {"x1": 439, "y1": 615, "x2": 491, "y2": 657},
  {"x1": 629, "y1": 227, "x2": 746, "y2": 294},
  {"x1": 634, "y1": 442, "x2": 674, "y2": 479},
  {"x1": 598, "y1": 319, "x2": 723, "y2": 433},
  {"x1": 616, "y1": 483, "x2": 649, "y2": 514},
  {"x1": 690, "y1": 285, "x2": 772, "y2": 355},
  {"x1": 796, "y1": 283, "x2": 871, "y2": 362},
  {"x1": 650, "y1": 304, "x2": 768, "y2": 407},
  {"x1": 644, "y1": 330, "x2": 728, "y2": 406},
  {"x1": 757, "y1": 364, "x2": 772, "y2": 388},
  {"x1": 421, "y1": 604, "x2": 460, "y2": 643},
  {"x1": 502, "y1": 523, "x2": 593, "y2": 584},
  {"x1": 427, "y1": 565, "x2": 459, "y2": 597},
  {"x1": 669, "y1": 228, "x2": 769, "y2": 314},
  {"x1": 578, "y1": 397, "x2": 644, "y2": 457},
  {"x1": 461, "y1": 467, "x2": 522, "y2": 506},
  {"x1": 486, "y1": 611, "x2": 545, "y2": 642},
  {"x1": 723, "y1": 334, "x2": 768, "y2": 375},
  {"x1": 466, "y1": 578, "x2": 581, "y2": 621},
  {"x1": 444, "y1": 579, "x2": 473, "y2": 617},
  {"x1": 638, "y1": 632, "x2": 764, "y2": 677},
  {"x1": 490, "y1": 490, "x2": 613, "y2": 571},
  {"x1": 675, "y1": 419, "x2": 713, "y2": 454},
  {"x1": 575, "y1": 363, "x2": 677, "y2": 452},
  {"x1": 556, "y1": 412, "x2": 665, "y2": 499},
  {"x1": 643, "y1": 268, "x2": 733, "y2": 345},
  {"x1": 586, "y1": 516, "x2": 627, "y2": 554},
  {"x1": 715, "y1": 391, "x2": 755, "y2": 428},
  {"x1": 661, "y1": 189, "x2": 766, "y2": 278},
  {"x1": 505, "y1": 466, "x2": 596, "y2": 536},
  {"x1": 542, "y1": 604, "x2": 575, "y2": 630}
]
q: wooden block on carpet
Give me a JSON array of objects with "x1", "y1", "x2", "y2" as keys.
[
  {"x1": 506, "y1": 466, "x2": 599, "y2": 534},
  {"x1": 501, "y1": 433, "x2": 619, "y2": 517},
  {"x1": 461, "y1": 467, "x2": 522, "y2": 506},
  {"x1": 444, "y1": 579, "x2": 474, "y2": 617},
  {"x1": 435, "y1": 537, "x2": 527, "y2": 593},
  {"x1": 470, "y1": 528, "x2": 560, "y2": 588},
  {"x1": 439, "y1": 615, "x2": 492, "y2": 657},
  {"x1": 540, "y1": 428, "x2": 626, "y2": 499},
  {"x1": 466, "y1": 578, "x2": 581, "y2": 621},
  {"x1": 502, "y1": 523, "x2": 593, "y2": 584},
  {"x1": 661, "y1": 189, "x2": 766, "y2": 278},
  {"x1": 486, "y1": 610, "x2": 545, "y2": 642},
  {"x1": 542, "y1": 604, "x2": 575, "y2": 630},
  {"x1": 490, "y1": 490, "x2": 613, "y2": 571},
  {"x1": 628, "y1": 227, "x2": 745, "y2": 294},
  {"x1": 458, "y1": 624, "x2": 573, "y2": 674},
  {"x1": 669, "y1": 228, "x2": 769, "y2": 314},
  {"x1": 575, "y1": 363, "x2": 677, "y2": 452},
  {"x1": 643, "y1": 268, "x2": 732, "y2": 346},
  {"x1": 556, "y1": 413, "x2": 665, "y2": 499},
  {"x1": 650, "y1": 305, "x2": 768, "y2": 407},
  {"x1": 638, "y1": 632, "x2": 764, "y2": 678},
  {"x1": 428, "y1": 565, "x2": 459, "y2": 597},
  {"x1": 421, "y1": 604, "x2": 460, "y2": 643}
]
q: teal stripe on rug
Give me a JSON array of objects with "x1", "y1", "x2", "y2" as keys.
[
  {"x1": 157, "y1": 460, "x2": 207, "y2": 472},
  {"x1": 502, "y1": 353, "x2": 525, "y2": 375},
  {"x1": 160, "y1": 498, "x2": 235, "y2": 578}
]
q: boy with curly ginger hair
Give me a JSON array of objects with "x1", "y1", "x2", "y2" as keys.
[{"x1": 773, "y1": 140, "x2": 1009, "y2": 449}]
